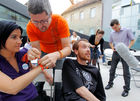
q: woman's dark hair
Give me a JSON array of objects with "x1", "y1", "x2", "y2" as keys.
[
  {"x1": 0, "y1": 20, "x2": 23, "y2": 50},
  {"x1": 110, "y1": 19, "x2": 119, "y2": 26}
]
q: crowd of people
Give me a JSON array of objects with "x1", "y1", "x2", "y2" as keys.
[{"x1": 0, "y1": 0, "x2": 136, "y2": 101}]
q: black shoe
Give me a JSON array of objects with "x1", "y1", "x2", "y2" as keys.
[
  {"x1": 105, "y1": 84, "x2": 113, "y2": 90},
  {"x1": 121, "y1": 90, "x2": 129, "y2": 97}
]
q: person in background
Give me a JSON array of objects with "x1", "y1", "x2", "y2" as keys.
[
  {"x1": 89, "y1": 29, "x2": 105, "y2": 66},
  {"x1": 62, "y1": 39, "x2": 106, "y2": 101},
  {"x1": 27, "y1": 0, "x2": 71, "y2": 100},
  {"x1": 20, "y1": 36, "x2": 27, "y2": 47},
  {"x1": 105, "y1": 19, "x2": 135, "y2": 97},
  {"x1": 24, "y1": 38, "x2": 32, "y2": 50},
  {"x1": 70, "y1": 31, "x2": 81, "y2": 46},
  {"x1": 0, "y1": 20, "x2": 52, "y2": 101},
  {"x1": 70, "y1": 31, "x2": 81, "y2": 57}
]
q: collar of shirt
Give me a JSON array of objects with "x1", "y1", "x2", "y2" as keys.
[{"x1": 112, "y1": 27, "x2": 124, "y2": 33}]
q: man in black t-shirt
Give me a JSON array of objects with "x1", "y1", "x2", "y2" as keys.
[{"x1": 62, "y1": 39, "x2": 106, "y2": 101}]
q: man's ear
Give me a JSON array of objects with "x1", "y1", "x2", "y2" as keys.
[{"x1": 74, "y1": 49, "x2": 78, "y2": 56}]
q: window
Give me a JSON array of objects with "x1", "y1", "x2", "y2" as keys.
[
  {"x1": 79, "y1": 11, "x2": 84, "y2": 20},
  {"x1": 0, "y1": 5, "x2": 29, "y2": 22},
  {"x1": 139, "y1": 4, "x2": 140, "y2": 13},
  {"x1": 138, "y1": 19, "x2": 140, "y2": 30},
  {"x1": 120, "y1": 8, "x2": 124, "y2": 15},
  {"x1": 71, "y1": 14, "x2": 74, "y2": 22},
  {"x1": 66, "y1": 17, "x2": 70, "y2": 24},
  {"x1": 90, "y1": 8, "x2": 96, "y2": 18},
  {"x1": 15, "y1": 13, "x2": 28, "y2": 22},
  {"x1": 89, "y1": 28, "x2": 95, "y2": 35}
]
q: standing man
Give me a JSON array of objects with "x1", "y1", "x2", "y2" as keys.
[
  {"x1": 26, "y1": 0, "x2": 71, "y2": 100},
  {"x1": 105, "y1": 19, "x2": 135, "y2": 97},
  {"x1": 62, "y1": 39, "x2": 106, "y2": 101}
]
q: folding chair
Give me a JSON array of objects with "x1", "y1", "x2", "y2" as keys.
[
  {"x1": 129, "y1": 50, "x2": 140, "y2": 88},
  {"x1": 130, "y1": 66, "x2": 140, "y2": 88}
]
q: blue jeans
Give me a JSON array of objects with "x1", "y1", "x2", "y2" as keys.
[{"x1": 99, "y1": 51, "x2": 106, "y2": 63}]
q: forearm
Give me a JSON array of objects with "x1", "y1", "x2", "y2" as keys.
[
  {"x1": 53, "y1": 46, "x2": 71, "y2": 60},
  {"x1": 7, "y1": 67, "x2": 42, "y2": 94},
  {"x1": 43, "y1": 70, "x2": 53, "y2": 85},
  {"x1": 60, "y1": 37, "x2": 71, "y2": 59},
  {"x1": 109, "y1": 43, "x2": 115, "y2": 51},
  {"x1": 76, "y1": 86, "x2": 100, "y2": 101},
  {"x1": 60, "y1": 46, "x2": 71, "y2": 58},
  {"x1": 128, "y1": 40, "x2": 135, "y2": 48}
]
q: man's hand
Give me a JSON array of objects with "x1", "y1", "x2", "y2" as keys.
[
  {"x1": 99, "y1": 55, "x2": 103, "y2": 59},
  {"x1": 90, "y1": 44, "x2": 95, "y2": 48},
  {"x1": 38, "y1": 52, "x2": 59, "y2": 69},
  {"x1": 27, "y1": 48, "x2": 41, "y2": 61}
]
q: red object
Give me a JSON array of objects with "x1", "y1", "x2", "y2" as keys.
[{"x1": 21, "y1": 53, "x2": 29, "y2": 63}]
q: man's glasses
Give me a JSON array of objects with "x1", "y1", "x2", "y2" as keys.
[{"x1": 31, "y1": 16, "x2": 51, "y2": 25}]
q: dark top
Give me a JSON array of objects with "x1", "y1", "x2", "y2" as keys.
[
  {"x1": 0, "y1": 48, "x2": 38, "y2": 101},
  {"x1": 62, "y1": 59, "x2": 106, "y2": 101},
  {"x1": 89, "y1": 35, "x2": 104, "y2": 55}
]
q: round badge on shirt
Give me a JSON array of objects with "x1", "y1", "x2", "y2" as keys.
[{"x1": 22, "y1": 63, "x2": 29, "y2": 70}]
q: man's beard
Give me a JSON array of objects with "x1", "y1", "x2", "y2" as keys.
[
  {"x1": 78, "y1": 53, "x2": 90, "y2": 61},
  {"x1": 39, "y1": 26, "x2": 48, "y2": 32}
]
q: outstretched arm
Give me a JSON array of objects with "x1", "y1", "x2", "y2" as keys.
[
  {"x1": 38, "y1": 37, "x2": 71, "y2": 69},
  {"x1": 0, "y1": 47, "x2": 42, "y2": 95},
  {"x1": 0, "y1": 66, "x2": 42, "y2": 95},
  {"x1": 128, "y1": 40, "x2": 135, "y2": 49},
  {"x1": 109, "y1": 42, "x2": 115, "y2": 51},
  {"x1": 43, "y1": 70, "x2": 53, "y2": 85}
]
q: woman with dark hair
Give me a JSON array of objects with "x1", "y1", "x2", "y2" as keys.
[
  {"x1": 89, "y1": 29, "x2": 105, "y2": 66},
  {"x1": 0, "y1": 20, "x2": 52, "y2": 101}
]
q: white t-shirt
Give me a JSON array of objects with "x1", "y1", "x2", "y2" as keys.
[{"x1": 70, "y1": 35, "x2": 81, "y2": 50}]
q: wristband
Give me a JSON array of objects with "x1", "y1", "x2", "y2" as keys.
[
  {"x1": 38, "y1": 60, "x2": 49, "y2": 71},
  {"x1": 39, "y1": 64, "x2": 49, "y2": 71},
  {"x1": 58, "y1": 50, "x2": 63, "y2": 58},
  {"x1": 40, "y1": 65, "x2": 44, "y2": 71}
]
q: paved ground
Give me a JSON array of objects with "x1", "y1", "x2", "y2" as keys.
[{"x1": 100, "y1": 61, "x2": 140, "y2": 101}]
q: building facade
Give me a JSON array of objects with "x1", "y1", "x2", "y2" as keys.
[
  {"x1": 0, "y1": 0, "x2": 30, "y2": 36},
  {"x1": 62, "y1": 0, "x2": 102, "y2": 36}
]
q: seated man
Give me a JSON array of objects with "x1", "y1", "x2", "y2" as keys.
[{"x1": 62, "y1": 39, "x2": 106, "y2": 101}]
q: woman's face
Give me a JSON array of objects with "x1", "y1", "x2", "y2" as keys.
[
  {"x1": 5, "y1": 29, "x2": 22, "y2": 53},
  {"x1": 96, "y1": 33, "x2": 104, "y2": 39}
]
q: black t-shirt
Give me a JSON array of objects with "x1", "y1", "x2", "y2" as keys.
[
  {"x1": 89, "y1": 35, "x2": 104, "y2": 55},
  {"x1": 62, "y1": 59, "x2": 106, "y2": 101}
]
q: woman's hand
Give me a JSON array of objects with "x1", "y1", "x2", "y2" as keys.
[
  {"x1": 99, "y1": 55, "x2": 103, "y2": 59},
  {"x1": 90, "y1": 44, "x2": 95, "y2": 48},
  {"x1": 27, "y1": 48, "x2": 41, "y2": 61}
]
